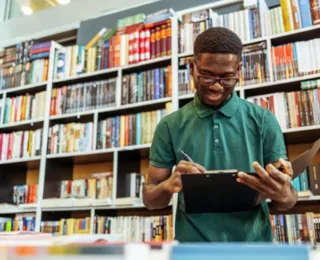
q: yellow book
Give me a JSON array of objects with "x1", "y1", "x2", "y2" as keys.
[
  {"x1": 120, "y1": 115, "x2": 125, "y2": 147},
  {"x1": 280, "y1": 0, "x2": 294, "y2": 31},
  {"x1": 85, "y1": 28, "x2": 107, "y2": 51}
]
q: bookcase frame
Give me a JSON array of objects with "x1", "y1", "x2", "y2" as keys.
[{"x1": 0, "y1": 0, "x2": 319, "y2": 234}]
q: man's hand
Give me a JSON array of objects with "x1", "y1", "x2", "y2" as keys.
[
  {"x1": 163, "y1": 160, "x2": 206, "y2": 194},
  {"x1": 237, "y1": 158, "x2": 298, "y2": 211}
]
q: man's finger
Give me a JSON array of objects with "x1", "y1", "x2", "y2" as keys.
[
  {"x1": 279, "y1": 158, "x2": 293, "y2": 177},
  {"x1": 175, "y1": 164, "x2": 200, "y2": 174},
  {"x1": 266, "y1": 163, "x2": 290, "y2": 185},
  {"x1": 237, "y1": 172, "x2": 273, "y2": 194},
  {"x1": 253, "y1": 162, "x2": 279, "y2": 190}
]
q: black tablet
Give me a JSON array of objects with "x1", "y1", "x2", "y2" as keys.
[{"x1": 180, "y1": 170, "x2": 260, "y2": 214}]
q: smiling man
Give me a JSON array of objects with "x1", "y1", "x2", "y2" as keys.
[{"x1": 143, "y1": 27, "x2": 298, "y2": 242}]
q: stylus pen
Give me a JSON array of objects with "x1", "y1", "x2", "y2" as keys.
[{"x1": 181, "y1": 150, "x2": 194, "y2": 163}]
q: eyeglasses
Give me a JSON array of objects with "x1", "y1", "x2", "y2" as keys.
[{"x1": 194, "y1": 62, "x2": 239, "y2": 88}]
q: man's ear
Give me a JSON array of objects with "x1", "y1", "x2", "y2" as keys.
[{"x1": 189, "y1": 57, "x2": 194, "y2": 76}]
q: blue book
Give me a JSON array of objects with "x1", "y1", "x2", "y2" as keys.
[
  {"x1": 299, "y1": 168, "x2": 310, "y2": 191},
  {"x1": 136, "y1": 113, "x2": 141, "y2": 145},
  {"x1": 155, "y1": 68, "x2": 160, "y2": 99},
  {"x1": 298, "y1": 0, "x2": 313, "y2": 28}
]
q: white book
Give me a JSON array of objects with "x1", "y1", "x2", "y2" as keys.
[{"x1": 23, "y1": 131, "x2": 29, "y2": 158}]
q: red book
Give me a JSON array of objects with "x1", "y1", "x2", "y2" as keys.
[
  {"x1": 128, "y1": 33, "x2": 134, "y2": 65},
  {"x1": 139, "y1": 30, "x2": 146, "y2": 62},
  {"x1": 133, "y1": 30, "x2": 140, "y2": 64},
  {"x1": 155, "y1": 27, "x2": 161, "y2": 58}
]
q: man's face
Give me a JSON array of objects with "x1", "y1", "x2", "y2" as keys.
[{"x1": 192, "y1": 53, "x2": 240, "y2": 108}]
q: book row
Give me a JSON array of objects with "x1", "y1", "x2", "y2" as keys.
[
  {"x1": 270, "y1": 213, "x2": 320, "y2": 245},
  {"x1": 272, "y1": 38, "x2": 320, "y2": 81},
  {"x1": 0, "y1": 129, "x2": 42, "y2": 161},
  {"x1": 94, "y1": 215, "x2": 173, "y2": 242},
  {"x1": 40, "y1": 217, "x2": 91, "y2": 236},
  {"x1": 13, "y1": 184, "x2": 38, "y2": 205},
  {"x1": 40, "y1": 215, "x2": 173, "y2": 242},
  {"x1": 50, "y1": 79, "x2": 117, "y2": 116},
  {"x1": 48, "y1": 122, "x2": 94, "y2": 154},
  {"x1": 97, "y1": 109, "x2": 168, "y2": 149},
  {"x1": 0, "y1": 214, "x2": 35, "y2": 232},
  {"x1": 0, "y1": 41, "x2": 51, "y2": 90},
  {"x1": 179, "y1": 7, "x2": 261, "y2": 53},
  {"x1": 2, "y1": 91, "x2": 46, "y2": 124},
  {"x1": 278, "y1": 0, "x2": 320, "y2": 32},
  {"x1": 247, "y1": 81, "x2": 320, "y2": 129},
  {"x1": 121, "y1": 66, "x2": 172, "y2": 105},
  {"x1": 59, "y1": 172, "x2": 113, "y2": 200},
  {"x1": 54, "y1": 12, "x2": 172, "y2": 79}
]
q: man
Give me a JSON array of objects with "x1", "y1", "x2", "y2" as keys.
[{"x1": 143, "y1": 27, "x2": 298, "y2": 242}]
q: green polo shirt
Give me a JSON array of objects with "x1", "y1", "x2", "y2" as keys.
[{"x1": 149, "y1": 91, "x2": 288, "y2": 242}]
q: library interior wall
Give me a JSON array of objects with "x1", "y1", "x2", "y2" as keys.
[
  {"x1": 76, "y1": 0, "x2": 282, "y2": 45},
  {"x1": 0, "y1": 0, "x2": 156, "y2": 47}
]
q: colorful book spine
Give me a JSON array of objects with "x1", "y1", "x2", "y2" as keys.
[
  {"x1": 0, "y1": 129, "x2": 42, "y2": 160},
  {"x1": 47, "y1": 122, "x2": 94, "y2": 154},
  {"x1": 97, "y1": 108, "x2": 169, "y2": 149},
  {"x1": 50, "y1": 78, "x2": 116, "y2": 116},
  {"x1": 94, "y1": 215, "x2": 173, "y2": 242}
]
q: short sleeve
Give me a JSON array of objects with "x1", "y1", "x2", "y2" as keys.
[
  {"x1": 149, "y1": 119, "x2": 176, "y2": 169},
  {"x1": 262, "y1": 110, "x2": 288, "y2": 166}
]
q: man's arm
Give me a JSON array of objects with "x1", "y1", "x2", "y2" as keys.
[
  {"x1": 238, "y1": 110, "x2": 298, "y2": 211},
  {"x1": 143, "y1": 165, "x2": 172, "y2": 210},
  {"x1": 143, "y1": 162, "x2": 206, "y2": 210}
]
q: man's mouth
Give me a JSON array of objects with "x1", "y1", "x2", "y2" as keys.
[{"x1": 206, "y1": 91, "x2": 223, "y2": 99}]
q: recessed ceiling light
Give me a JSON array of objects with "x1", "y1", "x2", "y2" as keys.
[
  {"x1": 57, "y1": 0, "x2": 71, "y2": 4},
  {"x1": 21, "y1": 6, "x2": 33, "y2": 15}
]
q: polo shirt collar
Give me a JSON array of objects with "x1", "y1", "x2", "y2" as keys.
[{"x1": 194, "y1": 91, "x2": 239, "y2": 118}]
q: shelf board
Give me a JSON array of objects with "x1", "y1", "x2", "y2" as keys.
[
  {"x1": 121, "y1": 56, "x2": 171, "y2": 71},
  {"x1": 283, "y1": 125, "x2": 320, "y2": 145},
  {"x1": 42, "y1": 206, "x2": 92, "y2": 212},
  {"x1": 49, "y1": 110, "x2": 97, "y2": 121},
  {"x1": 53, "y1": 67, "x2": 119, "y2": 84},
  {"x1": 0, "y1": 156, "x2": 41, "y2": 166},
  {"x1": 47, "y1": 149, "x2": 115, "y2": 159},
  {"x1": 104, "y1": 98, "x2": 172, "y2": 112},
  {"x1": 270, "y1": 24, "x2": 320, "y2": 41},
  {"x1": 240, "y1": 73, "x2": 320, "y2": 92},
  {"x1": 0, "y1": 205, "x2": 36, "y2": 215},
  {"x1": 179, "y1": 93, "x2": 195, "y2": 100},
  {"x1": 0, "y1": 82, "x2": 47, "y2": 95},
  {"x1": 117, "y1": 143, "x2": 151, "y2": 152},
  {"x1": 0, "y1": 118, "x2": 44, "y2": 130}
]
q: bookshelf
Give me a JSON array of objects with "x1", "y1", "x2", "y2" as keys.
[{"x1": 0, "y1": 0, "x2": 319, "y2": 242}]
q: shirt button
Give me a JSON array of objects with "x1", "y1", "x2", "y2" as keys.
[
  {"x1": 215, "y1": 139, "x2": 219, "y2": 143},
  {"x1": 214, "y1": 125, "x2": 219, "y2": 129}
]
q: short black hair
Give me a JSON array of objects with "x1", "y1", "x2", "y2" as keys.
[{"x1": 194, "y1": 27, "x2": 243, "y2": 60}]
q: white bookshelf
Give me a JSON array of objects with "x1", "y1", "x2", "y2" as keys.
[
  {"x1": 0, "y1": 81, "x2": 47, "y2": 95},
  {"x1": 0, "y1": 118, "x2": 44, "y2": 130},
  {"x1": 0, "y1": 0, "x2": 319, "y2": 235},
  {"x1": 0, "y1": 156, "x2": 41, "y2": 165},
  {"x1": 53, "y1": 67, "x2": 119, "y2": 84}
]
